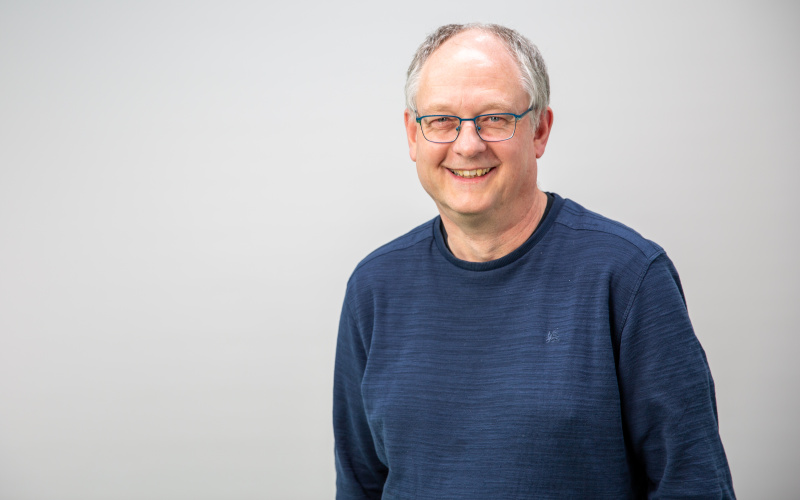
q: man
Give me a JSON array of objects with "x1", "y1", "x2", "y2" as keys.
[{"x1": 334, "y1": 23, "x2": 734, "y2": 499}]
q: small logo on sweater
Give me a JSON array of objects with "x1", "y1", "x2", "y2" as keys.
[{"x1": 545, "y1": 330, "x2": 559, "y2": 343}]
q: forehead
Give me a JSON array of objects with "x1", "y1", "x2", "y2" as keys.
[{"x1": 417, "y1": 30, "x2": 526, "y2": 111}]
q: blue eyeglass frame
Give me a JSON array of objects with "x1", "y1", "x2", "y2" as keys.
[{"x1": 415, "y1": 107, "x2": 534, "y2": 143}]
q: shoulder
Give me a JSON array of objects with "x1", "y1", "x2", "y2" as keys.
[
  {"x1": 347, "y1": 218, "x2": 436, "y2": 285},
  {"x1": 546, "y1": 196, "x2": 674, "y2": 311},
  {"x1": 549, "y1": 196, "x2": 686, "y2": 345},
  {"x1": 342, "y1": 218, "x2": 437, "y2": 319},
  {"x1": 551, "y1": 196, "x2": 664, "y2": 264},
  {"x1": 354, "y1": 218, "x2": 435, "y2": 270}
]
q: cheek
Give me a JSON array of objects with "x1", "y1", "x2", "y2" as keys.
[
  {"x1": 416, "y1": 161, "x2": 435, "y2": 182},
  {"x1": 417, "y1": 143, "x2": 449, "y2": 168},
  {"x1": 499, "y1": 143, "x2": 534, "y2": 170}
]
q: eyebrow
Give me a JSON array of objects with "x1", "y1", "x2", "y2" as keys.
[{"x1": 418, "y1": 101, "x2": 518, "y2": 115}]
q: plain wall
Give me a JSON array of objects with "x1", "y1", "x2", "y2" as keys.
[{"x1": 1, "y1": 1, "x2": 798, "y2": 498}]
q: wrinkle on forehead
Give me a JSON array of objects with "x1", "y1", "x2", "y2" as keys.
[{"x1": 421, "y1": 80, "x2": 518, "y2": 114}]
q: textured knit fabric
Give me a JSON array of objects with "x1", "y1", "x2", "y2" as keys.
[{"x1": 333, "y1": 194, "x2": 734, "y2": 499}]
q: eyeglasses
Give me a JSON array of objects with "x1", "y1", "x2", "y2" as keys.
[{"x1": 415, "y1": 107, "x2": 533, "y2": 143}]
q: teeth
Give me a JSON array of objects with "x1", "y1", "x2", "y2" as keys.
[{"x1": 450, "y1": 168, "x2": 492, "y2": 178}]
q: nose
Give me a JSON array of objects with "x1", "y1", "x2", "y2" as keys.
[{"x1": 452, "y1": 120, "x2": 487, "y2": 157}]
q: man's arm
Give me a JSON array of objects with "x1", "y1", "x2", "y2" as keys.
[
  {"x1": 617, "y1": 253, "x2": 735, "y2": 498},
  {"x1": 333, "y1": 299, "x2": 387, "y2": 499}
]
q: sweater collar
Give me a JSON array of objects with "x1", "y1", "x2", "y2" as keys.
[{"x1": 433, "y1": 193, "x2": 564, "y2": 271}]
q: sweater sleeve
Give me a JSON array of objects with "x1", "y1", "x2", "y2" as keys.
[
  {"x1": 333, "y1": 297, "x2": 387, "y2": 499},
  {"x1": 617, "y1": 253, "x2": 735, "y2": 498}
]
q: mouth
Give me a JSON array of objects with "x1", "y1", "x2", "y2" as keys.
[{"x1": 447, "y1": 167, "x2": 494, "y2": 179}]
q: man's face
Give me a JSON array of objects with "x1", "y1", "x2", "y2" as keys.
[{"x1": 404, "y1": 31, "x2": 551, "y2": 225}]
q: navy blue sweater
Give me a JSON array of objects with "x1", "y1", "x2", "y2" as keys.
[{"x1": 334, "y1": 194, "x2": 734, "y2": 499}]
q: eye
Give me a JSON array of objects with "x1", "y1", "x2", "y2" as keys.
[
  {"x1": 424, "y1": 116, "x2": 459, "y2": 129},
  {"x1": 478, "y1": 114, "x2": 513, "y2": 127}
]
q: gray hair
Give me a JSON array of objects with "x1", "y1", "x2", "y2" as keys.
[{"x1": 405, "y1": 23, "x2": 550, "y2": 128}]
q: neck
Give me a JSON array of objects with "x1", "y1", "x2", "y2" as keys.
[{"x1": 440, "y1": 189, "x2": 548, "y2": 262}]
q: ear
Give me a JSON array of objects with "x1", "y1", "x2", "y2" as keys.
[
  {"x1": 404, "y1": 108, "x2": 418, "y2": 162},
  {"x1": 533, "y1": 107, "x2": 554, "y2": 159}
]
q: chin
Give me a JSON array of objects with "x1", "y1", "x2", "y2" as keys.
[{"x1": 442, "y1": 202, "x2": 493, "y2": 219}]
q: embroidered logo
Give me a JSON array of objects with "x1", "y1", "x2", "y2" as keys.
[{"x1": 545, "y1": 329, "x2": 559, "y2": 343}]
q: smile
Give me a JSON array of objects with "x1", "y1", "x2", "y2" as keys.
[{"x1": 448, "y1": 167, "x2": 494, "y2": 178}]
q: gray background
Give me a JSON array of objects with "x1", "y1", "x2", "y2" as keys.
[{"x1": 1, "y1": 1, "x2": 798, "y2": 498}]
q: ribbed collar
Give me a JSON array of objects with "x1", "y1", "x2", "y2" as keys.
[{"x1": 433, "y1": 193, "x2": 564, "y2": 272}]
